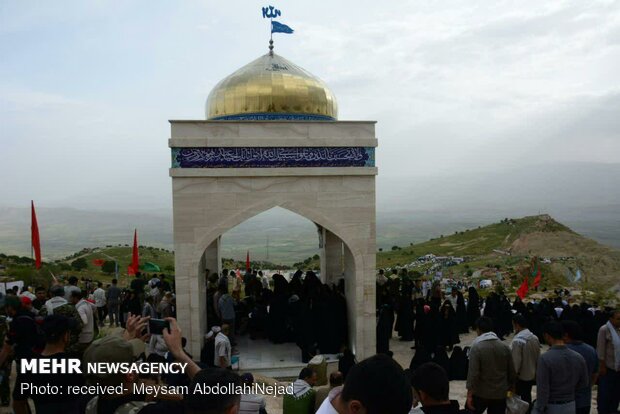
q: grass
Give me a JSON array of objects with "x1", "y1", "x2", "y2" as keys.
[{"x1": 1, "y1": 214, "x2": 617, "y2": 303}]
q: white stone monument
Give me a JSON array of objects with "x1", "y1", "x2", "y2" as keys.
[{"x1": 169, "y1": 52, "x2": 377, "y2": 360}]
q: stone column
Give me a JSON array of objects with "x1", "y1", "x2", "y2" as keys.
[
  {"x1": 324, "y1": 230, "x2": 344, "y2": 285},
  {"x1": 172, "y1": 246, "x2": 204, "y2": 357},
  {"x1": 204, "y1": 236, "x2": 222, "y2": 278},
  {"x1": 343, "y1": 244, "x2": 358, "y2": 356}
]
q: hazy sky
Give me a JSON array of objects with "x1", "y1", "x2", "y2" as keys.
[{"x1": 2, "y1": 0, "x2": 620, "y2": 211}]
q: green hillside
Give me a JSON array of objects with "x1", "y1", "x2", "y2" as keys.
[
  {"x1": 2, "y1": 215, "x2": 618, "y2": 303},
  {"x1": 0, "y1": 244, "x2": 292, "y2": 289},
  {"x1": 296, "y1": 215, "x2": 620, "y2": 301},
  {"x1": 377, "y1": 215, "x2": 573, "y2": 265}
]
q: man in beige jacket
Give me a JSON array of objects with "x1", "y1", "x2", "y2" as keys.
[
  {"x1": 511, "y1": 314, "x2": 540, "y2": 410},
  {"x1": 467, "y1": 317, "x2": 516, "y2": 414}
]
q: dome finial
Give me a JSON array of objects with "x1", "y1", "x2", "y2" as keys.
[{"x1": 269, "y1": 39, "x2": 274, "y2": 55}]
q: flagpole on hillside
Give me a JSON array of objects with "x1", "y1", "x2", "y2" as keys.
[
  {"x1": 31, "y1": 200, "x2": 42, "y2": 270},
  {"x1": 31, "y1": 201, "x2": 34, "y2": 262}
]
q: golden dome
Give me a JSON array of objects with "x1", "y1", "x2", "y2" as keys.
[{"x1": 206, "y1": 53, "x2": 338, "y2": 121}]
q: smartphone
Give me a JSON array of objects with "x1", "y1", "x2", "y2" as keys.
[{"x1": 148, "y1": 318, "x2": 170, "y2": 335}]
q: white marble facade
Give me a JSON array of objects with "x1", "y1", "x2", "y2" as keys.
[{"x1": 169, "y1": 121, "x2": 377, "y2": 360}]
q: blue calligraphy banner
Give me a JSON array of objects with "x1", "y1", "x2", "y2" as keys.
[
  {"x1": 211, "y1": 113, "x2": 335, "y2": 121},
  {"x1": 171, "y1": 147, "x2": 375, "y2": 168}
]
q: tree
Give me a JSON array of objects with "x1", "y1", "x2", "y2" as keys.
[
  {"x1": 101, "y1": 261, "x2": 116, "y2": 274},
  {"x1": 58, "y1": 263, "x2": 72, "y2": 271},
  {"x1": 312, "y1": 254, "x2": 320, "y2": 260},
  {"x1": 71, "y1": 258, "x2": 88, "y2": 271}
]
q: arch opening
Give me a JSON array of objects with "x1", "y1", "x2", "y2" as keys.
[{"x1": 198, "y1": 206, "x2": 356, "y2": 373}]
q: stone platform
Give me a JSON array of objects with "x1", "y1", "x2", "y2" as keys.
[{"x1": 235, "y1": 335, "x2": 338, "y2": 379}]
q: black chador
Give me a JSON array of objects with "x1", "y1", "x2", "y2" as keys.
[
  {"x1": 376, "y1": 304, "x2": 393, "y2": 355},
  {"x1": 267, "y1": 274, "x2": 289, "y2": 343},
  {"x1": 397, "y1": 280, "x2": 414, "y2": 341},
  {"x1": 449, "y1": 346, "x2": 469, "y2": 380},
  {"x1": 409, "y1": 346, "x2": 431, "y2": 371},
  {"x1": 466, "y1": 287, "x2": 481, "y2": 329}
]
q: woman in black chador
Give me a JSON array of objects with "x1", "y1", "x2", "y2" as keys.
[
  {"x1": 448, "y1": 346, "x2": 469, "y2": 380},
  {"x1": 409, "y1": 346, "x2": 431, "y2": 371},
  {"x1": 376, "y1": 303, "x2": 394, "y2": 355},
  {"x1": 396, "y1": 279, "x2": 414, "y2": 341},
  {"x1": 497, "y1": 295, "x2": 514, "y2": 340},
  {"x1": 289, "y1": 270, "x2": 303, "y2": 297},
  {"x1": 456, "y1": 291, "x2": 468, "y2": 333},
  {"x1": 432, "y1": 345, "x2": 450, "y2": 374},
  {"x1": 267, "y1": 274, "x2": 289, "y2": 343},
  {"x1": 466, "y1": 286, "x2": 481, "y2": 329},
  {"x1": 438, "y1": 300, "x2": 459, "y2": 350},
  {"x1": 413, "y1": 299, "x2": 429, "y2": 350}
]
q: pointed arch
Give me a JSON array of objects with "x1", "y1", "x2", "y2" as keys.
[{"x1": 194, "y1": 198, "x2": 364, "y2": 267}]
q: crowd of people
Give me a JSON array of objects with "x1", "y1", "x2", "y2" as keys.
[
  {"x1": 0, "y1": 267, "x2": 617, "y2": 414},
  {"x1": 205, "y1": 269, "x2": 349, "y2": 363},
  {"x1": 376, "y1": 268, "x2": 620, "y2": 414},
  {"x1": 0, "y1": 272, "x2": 177, "y2": 412}
]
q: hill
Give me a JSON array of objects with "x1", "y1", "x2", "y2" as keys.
[
  {"x1": 382, "y1": 215, "x2": 620, "y2": 294},
  {"x1": 297, "y1": 215, "x2": 620, "y2": 298},
  {"x1": 378, "y1": 215, "x2": 574, "y2": 261},
  {"x1": 0, "y1": 245, "x2": 291, "y2": 289},
  {"x1": 2, "y1": 214, "x2": 619, "y2": 300}
]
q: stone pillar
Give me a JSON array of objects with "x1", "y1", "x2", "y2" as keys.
[
  {"x1": 343, "y1": 244, "x2": 358, "y2": 355},
  {"x1": 204, "y1": 236, "x2": 222, "y2": 278},
  {"x1": 324, "y1": 230, "x2": 344, "y2": 285},
  {"x1": 172, "y1": 247, "x2": 205, "y2": 358},
  {"x1": 317, "y1": 225, "x2": 327, "y2": 283}
]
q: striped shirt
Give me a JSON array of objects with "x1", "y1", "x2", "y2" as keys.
[{"x1": 239, "y1": 394, "x2": 266, "y2": 414}]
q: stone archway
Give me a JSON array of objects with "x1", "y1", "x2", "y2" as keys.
[
  {"x1": 169, "y1": 120, "x2": 378, "y2": 360},
  {"x1": 198, "y1": 204, "x2": 362, "y2": 358}
]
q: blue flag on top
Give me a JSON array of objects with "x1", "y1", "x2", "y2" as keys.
[{"x1": 271, "y1": 21, "x2": 294, "y2": 34}]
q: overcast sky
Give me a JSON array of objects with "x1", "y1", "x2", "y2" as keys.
[{"x1": 2, "y1": 0, "x2": 619, "y2": 211}]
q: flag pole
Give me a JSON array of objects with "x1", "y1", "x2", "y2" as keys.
[
  {"x1": 269, "y1": 17, "x2": 274, "y2": 55},
  {"x1": 31, "y1": 200, "x2": 34, "y2": 262}
]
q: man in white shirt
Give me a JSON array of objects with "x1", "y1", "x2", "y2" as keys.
[
  {"x1": 93, "y1": 282, "x2": 107, "y2": 327},
  {"x1": 215, "y1": 324, "x2": 232, "y2": 369},
  {"x1": 70, "y1": 290, "x2": 94, "y2": 355},
  {"x1": 239, "y1": 373, "x2": 267, "y2": 414}
]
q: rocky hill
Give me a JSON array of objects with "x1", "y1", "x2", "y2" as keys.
[
  {"x1": 378, "y1": 214, "x2": 620, "y2": 293},
  {"x1": 2, "y1": 214, "x2": 619, "y2": 297}
]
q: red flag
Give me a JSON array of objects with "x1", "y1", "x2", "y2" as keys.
[
  {"x1": 246, "y1": 250, "x2": 250, "y2": 272},
  {"x1": 129, "y1": 229, "x2": 139, "y2": 276},
  {"x1": 516, "y1": 277, "x2": 529, "y2": 299},
  {"x1": 92, "y1": 259, "x2": 105, "y2": 266},
  {"x1": 532, "y1": 270, "x2": 542, "y2": 288},
  {"x1": 31, "y1": 201, "x2": 42, "y2": 269}
]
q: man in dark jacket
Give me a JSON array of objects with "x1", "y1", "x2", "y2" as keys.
[{"x1": 533, "y1": 321, "x2": 588, "y2": 414}]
